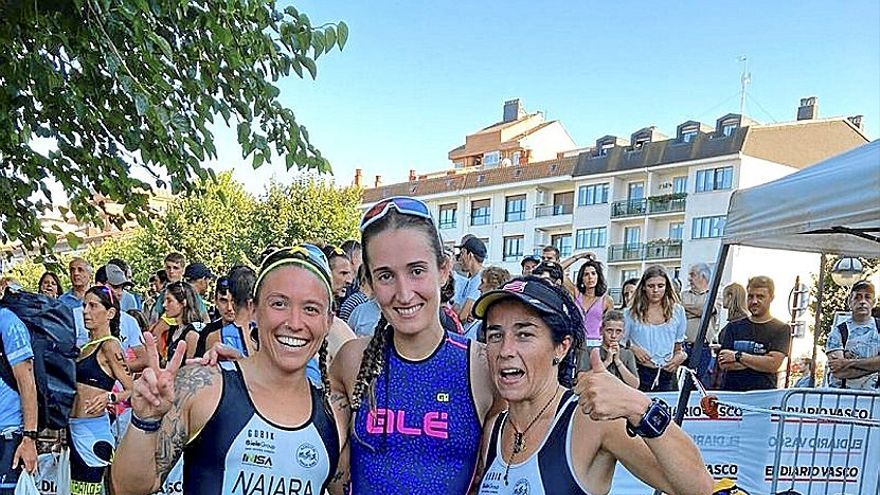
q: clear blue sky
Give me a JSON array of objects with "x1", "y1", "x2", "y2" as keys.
[{"x1": 214, "y1": 0, "x2": 880, "y2": 191}]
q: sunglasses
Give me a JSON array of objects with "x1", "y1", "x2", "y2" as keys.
[
  {"x1": 262, "y1": 244, "x2": 331, "y2": 279},
  {"x1": 360, "y1": 196, "x2": 433, "y2": 233}
]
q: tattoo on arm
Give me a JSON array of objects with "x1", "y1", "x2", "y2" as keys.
[
  {"x1": 154, "y1": 365, "x2": 217, "y2": 483},
  {"x1": 330, "y1": 391, "x2": 350, "y2": 412},
  {"x1": 114, "y1": 352, "x2": 131, "y2": 375}
]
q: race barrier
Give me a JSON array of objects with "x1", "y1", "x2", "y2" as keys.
[{"x1": 611, "y1": 388, "x2": 880, "y2": 495}]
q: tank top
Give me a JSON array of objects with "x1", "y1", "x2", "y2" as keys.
[
  {"x1": 351, "y1": 331, "x2": 482, "y2": 494},
  {"x1": 76, "y1": 337, "x2": 118, "y2": 392},
  {"x1": 477, "y1": 391, "x2": 593, "y2": 495},
  {"x1": 576, "y1": 294, "x2": 604, "y2": 346},
  {"x1": 183, "y1": 362, "x2": 340, "y2": 495}
]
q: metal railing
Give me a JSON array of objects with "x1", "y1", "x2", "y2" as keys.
[
  {"x1": 535, "y1": 203, "x2": 574, "y2": 217},
  {"x1": 611, "y1": 195, "x2": 687, "y2": 218},
  {"x1": 608, "y1": 240, "x2": 683, "y2": 262}
]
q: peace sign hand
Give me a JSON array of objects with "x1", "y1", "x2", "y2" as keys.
[
  {"x1": 130, "y1": 332, "x2": 187, "y2": 420},
  {"x1": 575, "y1": 348, "x2": 650, "y2": 423}
]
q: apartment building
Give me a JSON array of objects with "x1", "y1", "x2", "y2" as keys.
[{"x1": 361, "y1": 97, "x2": 869, "y2": 302}]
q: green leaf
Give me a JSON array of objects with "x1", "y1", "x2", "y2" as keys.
[
  {"x1": 252, "y1": 152, "x2": 264, "y2": 169},
  {"x1": 149, "y1": 33, "x2": 174, "y2": 60},
  {"x1": 237, "y1": 122, "x2": 250, "y2": 142},
  {"x1": 135, "y1": 94, "x2": 149, "y2": 116},
  {"x1": 302, "y1": 57, "x2": 317, "y2": 79},
  {"x1": 324, "y1": 26, "x2": 336, "y2": 51},
  {"x1": 337, "y1": 21, "x2": 349, "y2": 49},
  {"x1": 66, "y1": 232, "x2": 82, "y2": 250}
]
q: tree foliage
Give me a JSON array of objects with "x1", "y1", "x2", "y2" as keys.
[
  {"x1": 809, "y1": 255, "x2": 879, "y2": 346},
  {"x1": 0, "y1": 0, "x2": 348, "y2": 253},
  {"x1": 4, "y1": 172, "x2": 362, "y2": 292}
]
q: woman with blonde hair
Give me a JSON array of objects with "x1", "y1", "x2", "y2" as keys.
[
  {"x1": 722, "y1": 283, "x2": 749, "y2": 323},
  {"x1": 624, "y1": 265, "x2": 688, "y2": 392}
]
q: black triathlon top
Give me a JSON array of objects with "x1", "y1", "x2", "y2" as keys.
[
  {"x1": 76, "y1": 338, "x2": 117, "y2": 392},
  {"x1": 478, "y1": 390, "x2": 594, "y2": 495},
  {"x1": 183, "y1": 361, "x2": 340, "y2": 495}
]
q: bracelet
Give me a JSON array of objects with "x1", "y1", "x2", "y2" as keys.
[
  {"x1": 131, "y1": 413, "x2": 162, "y2": 433},
  {"x1": 21, "y1": 430, "x2": 38, "y2": 440}
]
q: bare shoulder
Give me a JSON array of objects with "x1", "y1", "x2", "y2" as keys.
[
  {"x1": 330, "y1": 336, "x2": 371, "y2": 393},
  {"x1": 327, "y1": 317, "x2": 357, "y2": 360},
  {"x1": 469, "y1": 340, "x2": 496, "y2": 417}
]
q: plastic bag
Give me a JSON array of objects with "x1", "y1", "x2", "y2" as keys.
[
  {"x1": 57, "y1": 447, "x2": 71, "y2": 495},
  {"x1": 14, "y1": 472, "x2": 39, "y2": 495}
]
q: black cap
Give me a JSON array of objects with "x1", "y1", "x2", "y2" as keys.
[
  {"x1": 184, "y1": 262, "x2": 215, "y2": 281},
  {"x1": 473, "y1": 278, "x2": 570, "y2": 320},
  {"x1": 456, "y1": 237, "x2": 487, "y2": 262},
  {"x1": 851, "y1": 279, "x2": 875, "y2": 294}
]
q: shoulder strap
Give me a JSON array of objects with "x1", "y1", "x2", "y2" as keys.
[
  {"x1": 485, "y1": 411, "x2": 506, "y2": 467},
  {"x1": 81, "y1": 335, "x2": 119, "y2": 353},
  {"x1": 837, "y1": 322, "x2": 849, "y2": 348}
]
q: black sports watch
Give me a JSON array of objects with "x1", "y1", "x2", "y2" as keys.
[
  {"x1": 734, "y1": 351, "x2": 743, "y2": 363},
  {"x1": 626, "y1": 398, "x2": 672, "y2": 439},
  {"x1": 21, "y1": 430, "x2": 38, "y2": 440}
]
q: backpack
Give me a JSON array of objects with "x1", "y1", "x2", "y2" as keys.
[{"x1": 0, "y1": 290, "x2": 79, "y2": 430}]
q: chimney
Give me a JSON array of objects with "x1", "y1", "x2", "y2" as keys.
[
  {"x1": 503, "y1": 99, "x2": 525, "y2": 123},
  {"x1": 374, "y1": 175, "x2": 382, "y2": 188},
  {"x1": 847, "y1": 115, "x2": 865, "y2": 132},
  {"x1": 409, "y1": 169, "x2": 417, "y2": 181},
  {"x1": 797, "y1": 96, "x2": 819, "y2": 121},
  {"x1": 354, "y1": 168, "x2": 362, "y2": 187}
]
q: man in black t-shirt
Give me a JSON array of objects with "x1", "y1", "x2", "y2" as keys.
[{"x1": 717, "y1": 276, "x2": 792, "y2": 391}]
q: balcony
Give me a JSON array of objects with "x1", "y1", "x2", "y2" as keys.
[
  {"x1": 608, "y1": 240, "x2": 683, "y2": 263},
  {"x1": 611, "y1": 193, "x2": 687, "y2": 219},
  {"x1": 535, "y1": 203, "x2": 574, "y2": 217}
]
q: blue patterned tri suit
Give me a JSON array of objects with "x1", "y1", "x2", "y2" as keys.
[{"x1": 351, "y1": 331, "x2": 482, "y2": 494}]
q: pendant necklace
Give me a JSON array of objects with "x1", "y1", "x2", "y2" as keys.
[{"x1": 504, "y1": 386, "x2": 559, "y2": 484}]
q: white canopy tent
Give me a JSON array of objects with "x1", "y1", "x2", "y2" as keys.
[
  {"x1": 723, "y1": 139, "x2": 880, "y2": 256},
  {"x1": 676, "y1": 140, "x2": 880, "y2": 426}
]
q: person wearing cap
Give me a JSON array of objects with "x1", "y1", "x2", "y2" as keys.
[
  {"x1": 825, "y1": 280, "x2": 880, "y2": 389},
  {"x1": 453, "y1": 236, "x2": 487, "y2": 337},
  {"x1": 183, "y1": 262, "x2": 214, "y2": 320},
  {"x1": 112, "y1": 244, "x2": 351, "y2": 495},
  {"x1": 471, "y1": 276, "x2": 711, "y2": 495},
  {"x1": 97, "y1": 265, "x2": 148, "y2": 373},
  {"x1": 531, "y1": 260, "x2": 565, "y2": 286},
  {"x1": 109, "y1": 258, "x2": 142, "y2": 312},
  {"x1": 520, "y1": 255, "x2": 539, "y2": 276}
]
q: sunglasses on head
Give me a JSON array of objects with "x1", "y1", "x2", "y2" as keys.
[
  {"x1": 262, "y1": 244, "x2": 331, "y2": 277},
  {"x1": 360, "y1": 196, "x2": 433, "y2": 233}
]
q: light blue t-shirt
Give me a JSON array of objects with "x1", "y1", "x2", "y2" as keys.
[
  {"x1": 59, "y1": 290, "x2": 83, "y2": 309},
  {"x1": 624, "y1": 304, "x2": 687, "y2": 367},
  {"x1": 347, "y1": 299, "x2": 381, "y2": 338},
  {"x1": 119, "y1": 290, "x2": 141, "y2": 312},
  {"x1": 452, "y1": 271, "x2": 482, "y2": 310},
  {"x1": 0, "y1": 308, "x2": 34, "y2": 429}
]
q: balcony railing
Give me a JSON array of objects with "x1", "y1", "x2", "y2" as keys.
[
  {"x1": 611, "y1": 198, "x2": 647, "y2": 218},
  {"x1": 611, "y1": 194, "x2": 687, "y2": 218},
  {"x1": 608, "y1": 240, "x2": 683, "y2": 262},
  {"x1": 535, "y1": 203, "x2": 574, "y2": 217}
]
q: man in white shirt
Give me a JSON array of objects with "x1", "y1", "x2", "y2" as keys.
[{"x1": 825, "y1": 280, "x2": 880, "y2": 389}]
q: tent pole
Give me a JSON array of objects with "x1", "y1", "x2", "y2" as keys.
[
  {"x1": 809, "y1": 253, "x2": 827, "y2": 387},
  {"x1": 673, "y1": 243, "x2": 730, "y2": 426}
]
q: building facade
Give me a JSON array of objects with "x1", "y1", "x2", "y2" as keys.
[{"x1": 361, "y1": 97, "x2": 869, "y2": 307}]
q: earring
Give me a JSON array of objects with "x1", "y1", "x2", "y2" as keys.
[{"x1": 552, "y1": 357, "x2": 561, "y2": 366}]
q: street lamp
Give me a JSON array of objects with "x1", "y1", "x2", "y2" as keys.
[{"x1": 830, "y1": 257, "x2": 864, "y2": 287}]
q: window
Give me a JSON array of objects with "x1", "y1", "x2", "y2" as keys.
[
  {"x1": 512, "y1": 151, "x2": 521, "y2": 166},
  {"x1": 692, "y1": 215, "x2": 726, "y2": 239},
  {"x1": 578, "y1": 183, "x2": 609, "y2": 206},
  {"x1": 483, "y1": 151, "x2": 500, "y2": 166},
  {"x1": 576, "y1": 227, "x2": 607, "y2": 249},
  {"x1": 681, "y1": 130, "x2": 698, "y2": 143},
  {"x1": 470, "y1": 199, "x2": 491, "y2": 226},
  {"x1": 505, "y1": 195, "x2": 526, "y2": 222},
  {"x1": 622, "y1": 269, "x2": 639, "y2": 286},
  {"x1": 624, "y1": 227, "x2": 641, "y2": 247},
  {"x1": 438, "y1": 203, "x2": 457, "y2": 229},
  {"x1": 695, "y1": 166, "x2": 733, "y2": 192},
  {"x1": 628, "y1": 182, "x2": 645, "y2": 200},
  {"x1": 478, "y1": 237, "x2": 490, "y2": 257},
  {"x1": 721, "y1": 122, "x2": 738, "y2": 137},
  {"x1": 553, "y1": 191, "x2": 574, "y2": 215},
  {"x1": 672, "y1": 176, "x2": 688, "y2": 194},
  {"x1": 669, "y1": 222, "x2": 684, "y2": 241},
  {"x1": 503, "y1": 236, "x2": 524, "y2": 261},
  {"x1": 551, "y1": 234, "x2": 572, "y2": 258}
]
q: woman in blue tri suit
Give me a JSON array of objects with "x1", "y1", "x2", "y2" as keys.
[
  {"x1": 471, "y1": 276, "x2": 713, "y2": 495},
  {"x1": 111, "y1": 245, "x2": 350, "y2": 495},
  {"x1": 331, "y1": 197, "x2": 497, "y2": 494}
]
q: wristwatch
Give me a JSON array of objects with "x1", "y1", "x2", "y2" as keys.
[
  {"x1": 626, "y1": 398, "x2": 672, "y2": 439},
  {"x1": 734, "y1": 351, "x2": 743, "y2": 363},
  {"x1": 21, "y1": 430, "x2": 38, "y2": 440}
]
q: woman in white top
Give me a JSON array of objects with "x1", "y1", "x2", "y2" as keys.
[{"x1": 623, "y1": 265, "x2": 687, "y2": 392}]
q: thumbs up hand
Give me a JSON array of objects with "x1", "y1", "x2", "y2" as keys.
[{"x1": 574, "y1": 348, "x2": 651, "y2": 423}]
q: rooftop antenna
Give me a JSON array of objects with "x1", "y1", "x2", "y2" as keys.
[{"x1": 738, "y1": 55, "x2": 751, "y2": 117}]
